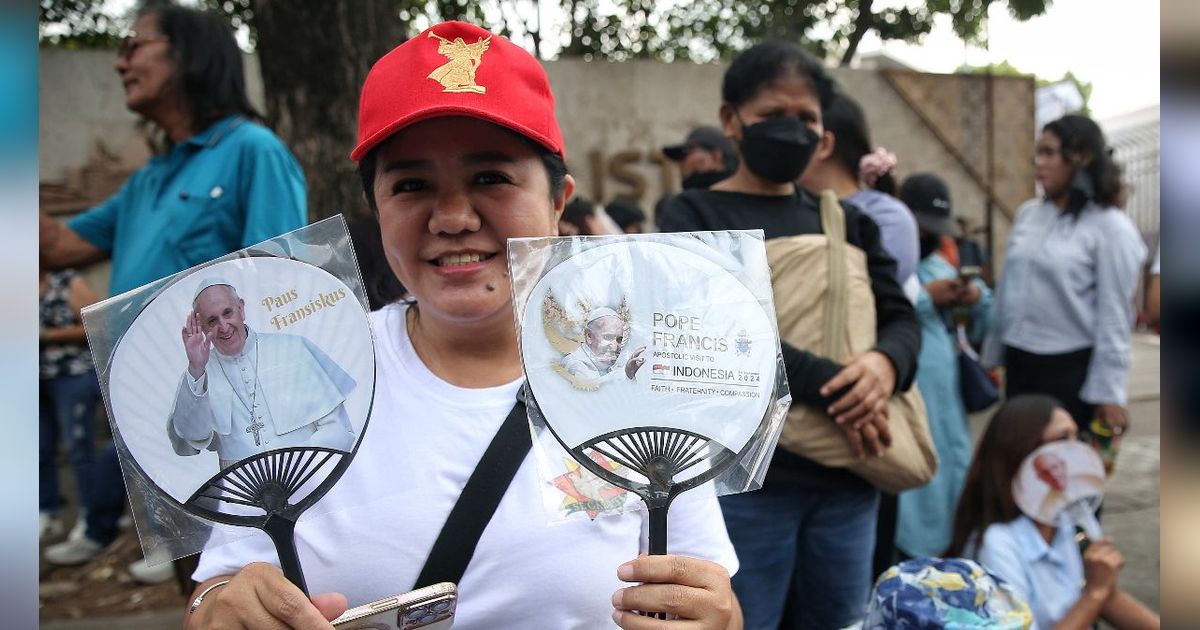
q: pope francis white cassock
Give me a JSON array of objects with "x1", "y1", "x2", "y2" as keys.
[{"x1": 168, "y1": 279, "x2": 357, "y2": 469}]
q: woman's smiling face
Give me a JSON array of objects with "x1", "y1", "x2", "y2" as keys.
[{"x1": 372, "y1": 117, "x2": 572, "y2": 327}]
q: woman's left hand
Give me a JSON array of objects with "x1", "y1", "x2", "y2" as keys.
[
  {"x1": 612, "y1": 555, "x2": 738, "y2": 629},
  {"x1": 1094, "y1": 404, "x2": 1130, "y2": 435},
  {"x1": 820, "y1": 351, "x2": 897, "y2": 426}
]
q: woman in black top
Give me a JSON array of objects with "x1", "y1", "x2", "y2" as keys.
[{"x1": 659, "y1": 41, "x2": 920, "y2": 630}]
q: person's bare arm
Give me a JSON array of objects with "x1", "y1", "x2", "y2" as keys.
[
  {"x1": 1102, "y1": 589, "x2": 1160, "y2": 630},
  {"x1": 40, "y1": 214, "x2": 107, "y2": 270},
  {"x1": 183, "y1": 564, "x2": 347, "y2": 630},
  {"x1": 1050, "y1": 587, "x2": 1109, "y2": 630}
]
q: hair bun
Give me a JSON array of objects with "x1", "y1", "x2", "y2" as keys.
[{"x1": 858, "y1": 147, "x2": 898, "y2": 188}]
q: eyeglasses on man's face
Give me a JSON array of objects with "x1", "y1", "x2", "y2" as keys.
[{"x1": 118, "y1": 33, "x2": 168, "y2": 60}]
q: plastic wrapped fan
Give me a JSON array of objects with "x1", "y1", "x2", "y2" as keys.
[
  {"x1": 510, "y1": 231, "x2": 791, "y2": 559},
  {"x1": 83, "y1": 217, "x2": 375, "y2": 593}
]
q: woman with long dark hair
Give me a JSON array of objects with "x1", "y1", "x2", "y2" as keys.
[
  {"x1": 982, "y1": 114, "x2": 1147, "y2": 438},
  {"x1": 800, "y1": 92, "x2": 920, "y2": 302},
  {"x1": 948, "y1": 395, "x2": 1158, "y2": 629}
]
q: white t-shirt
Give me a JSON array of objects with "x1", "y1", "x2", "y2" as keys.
[{"x1": 194, "y1": 303, "x2": 738, "y2": 629}]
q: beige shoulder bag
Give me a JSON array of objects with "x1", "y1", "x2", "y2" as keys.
[{"x1": 766, "y1": 190, "x2": 937, "y2": 494}]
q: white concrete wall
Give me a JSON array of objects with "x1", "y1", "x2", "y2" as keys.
[
  {"x1": 39, "y1": 47, "x2": 264, "y2": 183},
  {"x1": 40, "y1": 48, "x2": 142, "y2": 182}
]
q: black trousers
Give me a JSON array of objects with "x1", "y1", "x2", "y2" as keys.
[{"x1": 1003, "y1": 345, "x2": 1096, "y2": 430}]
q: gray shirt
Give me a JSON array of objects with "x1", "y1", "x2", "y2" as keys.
[{"x1": 983, "y1": 199, "x2": 1147, "y2": 405}]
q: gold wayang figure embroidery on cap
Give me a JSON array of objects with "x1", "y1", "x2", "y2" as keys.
[{"x1": 427, "y1": 31, "x2": 491, "y2": 94}]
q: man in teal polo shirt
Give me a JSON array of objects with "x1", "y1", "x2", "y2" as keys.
[
  {"x1": 51, "y1": 114, "x2": 306, "y2": 295},
  {"x1": 39, "y1": 4, "x2": 306, "y2": 576}
]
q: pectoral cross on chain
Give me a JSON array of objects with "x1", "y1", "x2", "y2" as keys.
[{"x1": 246, "y1": 419, "x2": 266, "y2": 447}]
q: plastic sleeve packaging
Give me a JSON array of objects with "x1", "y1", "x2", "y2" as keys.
[
  {"x1": 81, "y1": 216, "x2": 376, "y2": 567},
  {"x1": 507, "y1": 230, "x2": 792, "y2": 524}
]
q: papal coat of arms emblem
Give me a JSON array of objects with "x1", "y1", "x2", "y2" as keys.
[{"x1": 735, "y1": 329, "x2": 752, "y2": 356}]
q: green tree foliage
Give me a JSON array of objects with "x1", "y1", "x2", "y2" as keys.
[
  {"x1": 557, "y1": 0, "x2": 1050, "y2": 63},
  {"x1": 39, "y1": 0, "x2": 124, "y2": 47},
  {"x1": 43, "y1": 0, "x2": 1050, "y2": 66},
  {"x1": 199, "y1": 0, "x2": 471, "y2": 49},
  {"x1": 963, "y1": 60, "x2": 1093, "y2": 115}
]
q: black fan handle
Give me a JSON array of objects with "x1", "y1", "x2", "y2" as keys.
[
  {"x1": 648, "y1": 503, "x2": 669, "y2": 556},
  {"x1": 263, "y1": 514, "x2": 308, "y2": 595},
  {"x1": 644, "y1": 496, "x2": 676, "y2": 620}
]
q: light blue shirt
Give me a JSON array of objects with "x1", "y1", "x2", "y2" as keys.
[
  {"x1": 983, "y1": 198, "x2": 1147, "y2": 405},
  {"x1": 973, "y1": 515, "x2": 1084, "y2": 630},
  {"x1": 68, "y1": 116, "x2": 307, "y2": 295},
  {"x1": 848, "y1": 188, "x2": 920, "y2": 289},
  {"x1": 897, "y1": 254, "x2": 991, "y2": 557}
]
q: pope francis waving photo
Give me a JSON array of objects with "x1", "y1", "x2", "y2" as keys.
[{"x1": 168, "y1": 277, "x2": 357, "y2": 469}]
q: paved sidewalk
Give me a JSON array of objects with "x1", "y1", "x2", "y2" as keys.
[{"x1": 1103, "y1": 334, "x2": 1160, "y2": 612}]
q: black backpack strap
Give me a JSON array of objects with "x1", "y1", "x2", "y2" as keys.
[{"x1": 413, "y1": 393, "x2": 531, "y2": 588}]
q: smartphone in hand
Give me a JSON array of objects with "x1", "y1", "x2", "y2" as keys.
[{"x1": 332, "y1": 582, "x2": 457, "y2": 630}]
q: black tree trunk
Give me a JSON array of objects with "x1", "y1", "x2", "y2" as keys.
[
  {"x1": 249, "y1": 0, "x2": 408, "y2": 221},
  {"x1": 840, "y1": 0, "x2": 875, "y2": 67}
]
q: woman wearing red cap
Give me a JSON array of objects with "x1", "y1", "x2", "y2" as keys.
[{"x1": 184, "y1": 22, "x2": 741, "y2": 630}]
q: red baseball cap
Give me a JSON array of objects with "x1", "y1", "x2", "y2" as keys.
[{"x1": 351, "y1": 21, "x2": 565, "y2": 162}]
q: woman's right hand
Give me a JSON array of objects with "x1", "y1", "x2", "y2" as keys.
[
  {"x1": 1082, "y1": 537, "x2": 1125, "y2": 602},
  {"x1": 188, "y1": 563, "x2": 347, "y2": 630}
]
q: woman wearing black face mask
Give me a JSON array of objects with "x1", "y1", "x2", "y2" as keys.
[
  {"x1": 981, "y1": 115, "x2": 1147, "y2": 443},
  {"x1": 658, "y1": 41, "x2": 921, "y2": 630}
]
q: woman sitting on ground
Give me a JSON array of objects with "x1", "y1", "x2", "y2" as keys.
[{"x1": 947, "y1": 395, "x2": 1159, "y2": 630}]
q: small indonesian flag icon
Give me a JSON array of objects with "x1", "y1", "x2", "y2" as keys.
[{"x1": 653, "y1": 363, "x2": 670, "y2": 375}]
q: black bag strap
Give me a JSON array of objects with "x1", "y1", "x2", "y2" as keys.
[{"x1": 413, "y1": 393, "x2": 531, "y2": 589}]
